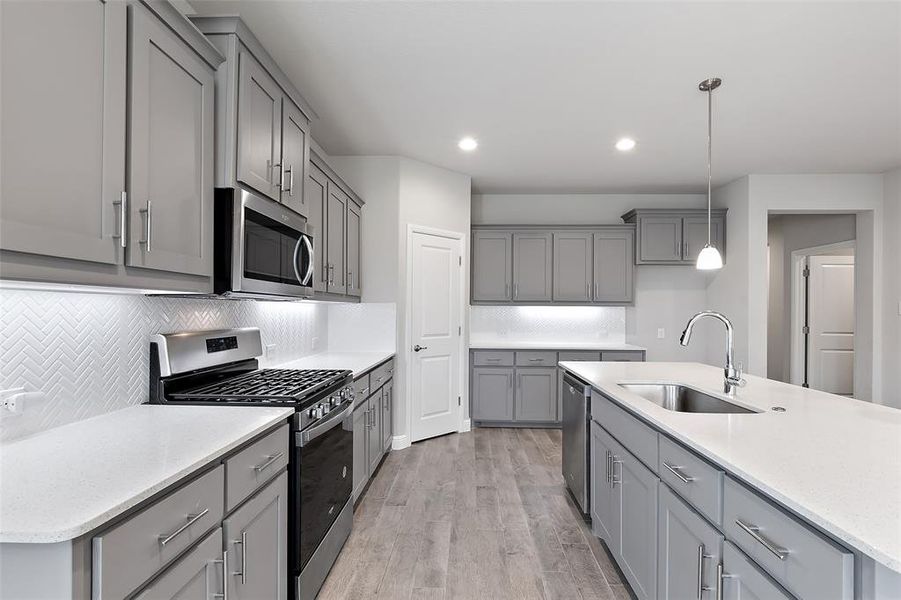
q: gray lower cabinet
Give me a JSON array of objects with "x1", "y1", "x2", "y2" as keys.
[
  {"x1": 382, "y1": 380, "x2": 393, "y2": 452},
  {"x1": 472, "y1": 230, "x2": 513, "y2": 301},
  {"x1": 622, "y1": 209, "x2": 727, "y2": 265},
  {"x1": 222, "y1": 471, "x2": 288, "y2": 600},
  {"x1": 721, "y1": 541, "x2": 793, "y2": 600},
  {"x1": 553, "y1": 232, "x2": 593, "y2": 302},
  {"x1": 514, "y1": 367, "x2": 557, "y2": 422},
  {"x1": 128, "y1": 3, "x2": 214, "y2": 277},
  {"x1": 352, "y1": 361, "x2": 395, "y2": 503},
  {"x1": 472, "y1": 367, "x2": 514, "y2": 421},
  {"x1": 352, "y1": 400, "x2": 369, "y2": 501},
  {"x1": 134, "y1": 528, "x2": 225, "y2": 600},
  {"x1": 594, "y1": 229, "x2": 634, "y2": 303},
  {"x1": 512, "y1": 232, "x2": 553, "y2": 301},
  {"x1": 367, "y1": 388, "x2": 384, "y2": 475},
  {"x1": 589, "y1": 420, "x2": 617, "y2": 543},
  {"x1": 657, "y1": 485, "x2": 724, "y2": 600}
]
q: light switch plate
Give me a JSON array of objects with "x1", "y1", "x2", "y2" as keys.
[{"x1": 657, "y1": 328, "x2": 666, "y2": 339}]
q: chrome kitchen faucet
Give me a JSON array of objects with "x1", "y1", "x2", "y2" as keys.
[{"x1": 680, "y1": 311, "x2": 746, "y2": 394}]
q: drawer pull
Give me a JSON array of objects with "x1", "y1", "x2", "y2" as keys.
[
  {"x1": 485, "y1": 358, "x2": 502, "y2": 362},
  {"x1": 232, "y1": 531, "x2": 247, "y2": 584},
  {"x1": 158, "y1": 508, "x2": 209, "y2": 546},
  {"x1": 735, "y1": 519, "x2": 790, "y2": 561},
  {"x1": 697, "y1": 544, "x2": 714, "y2": 599},
  {"x1": 528, "y1": 358, "x2": 544, "y2": 362},
  {"x1": 610, "y1": 456, "x2": 622, "y2": 488},
  {"x1": 360, "y1": 387, "x2": 370, "y2": 394},
  {"x1": 663, "y1": 461, "x2": 696, "y2": 484},
  {"x1": 253, "y1": 451, "x2": 285, "y2": 473}
]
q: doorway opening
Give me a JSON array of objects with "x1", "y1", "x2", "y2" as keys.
[{"x1": 767, "y1": 214, "x2": 857, "y2": 396}]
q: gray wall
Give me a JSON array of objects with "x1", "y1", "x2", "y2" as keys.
[
  {"x1": 883, "y1": 168, "x2": 901, "y2": 408},
  {"x1": 766, "y1": 214, "x2": 857, "y2": 383}
]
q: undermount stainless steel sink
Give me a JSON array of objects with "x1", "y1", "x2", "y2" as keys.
[{"x1": 618, "y1": 383, "x2": 759, "y2": 414}]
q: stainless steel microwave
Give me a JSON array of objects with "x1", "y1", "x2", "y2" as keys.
[{"x1": 214, "y1": 188, "x2": 314, "y2": 300}]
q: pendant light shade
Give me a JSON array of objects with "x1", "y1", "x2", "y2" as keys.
[{"x1": 697, "y1": 77, "x2": 723, "y2": 271}]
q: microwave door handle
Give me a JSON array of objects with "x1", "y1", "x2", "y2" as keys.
[{"x1": 298, "y1": 235, "x2": 314, "y2": 285}]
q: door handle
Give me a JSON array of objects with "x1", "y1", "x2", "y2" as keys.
[{"x1": 413, "y1": 344, "x2": 429, "y2": 352}]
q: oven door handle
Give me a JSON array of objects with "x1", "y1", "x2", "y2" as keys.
[{"x1": 296, "y1": 402, "x2": 353, "y2": 447}]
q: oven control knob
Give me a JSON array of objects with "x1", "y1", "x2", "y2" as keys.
[
  {"x1": 329, "y1": 396, "x2": 338, "y2": 407},
  {"x1": 319, "y1": 403, "x2": 328, "y2": 416},
  {"x1": 308, "y1": 407, "x2": 316, "y2": 419}
]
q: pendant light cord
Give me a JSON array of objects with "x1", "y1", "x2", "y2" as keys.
[{"x1": 706, "y1": 85, "x2": 712, "y2": 246}]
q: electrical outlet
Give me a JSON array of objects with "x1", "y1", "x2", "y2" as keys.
[
  {"x1": 657, "y1": 328, "x2": 666, "y2": 339},
  {"x1": 0, "y1": 387, "x2": 45, "y2": 416},
  {"x1": 265, "y1": 344, "x2": 277, "y2": 359}
]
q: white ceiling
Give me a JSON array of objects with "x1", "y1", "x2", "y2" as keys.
[{"x1": 189, "y1": 1, "x2": 901, "y2": 193}]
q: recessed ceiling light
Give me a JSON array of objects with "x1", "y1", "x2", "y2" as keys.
[
  {"x1": 615, "y1": 137, "x2": 636, "y2": 152},
  {"x1": 458, "y1": 137, "x2": 478, "y2": 151}
]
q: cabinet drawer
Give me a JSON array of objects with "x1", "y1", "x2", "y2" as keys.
[
  {"x1": 658, "y1": 436, "x2": 723, "y2": 525},
  {"x1": 134, "y1": 527, "x2": 224, "y2": 599},
  {"x1": 352, "y1": 373, "x2": 371, "y2": 407},
  {"x1": 558, "y1": 351, "x2": 601, "y2": 361},
  {"x1": 601, "y1": 351, "x2": 644, "y2": 362},
  {"x1": 515, "y1": 351, "x2": 557, "y2": 366},
  {"x1": 92, "y1": 465, "x2": 224, "y2": 599},
  {"x1": 723, "y1": 476, "x2": 853, "y2": 600},
  {"x1": 472, "y1": 350, "x2": 514, "y2": 366},
  {"x1": 226, "y1": 424, "x2": 290, "y2": 511},
  {"x1": 591, "y1": 390, "x2": 658, "y2": 470},
  {"x1": 370, "y1": 358, "x2": 395, "y2": 389},
  {"x1": 721, "y1": 541, "x2": 793, "y2": 600}
]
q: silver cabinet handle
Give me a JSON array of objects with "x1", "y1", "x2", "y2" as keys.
[
  {"x1": 232, "y1": 531, "x2": 247, "y2": 584},
  {"x1": 360, "y1": 386, "x2": 370, "y2": 395},
  {"x1": 284, "y1": 164, "x2": 295, "y2": 196},
  {"x1": 528, "y1": 358, "x2": 544, "y2": 362},
  {"x1": 610, "y1": 456, "x2": 622, "y2": 488},
  {"x1": 322, "y1": 264, "x2": 329, "y2": 283},
  {"x1": 140, "y1": 200, "x2": 152, "y2": 252},
  {"x1": 715, "y1": 563, "x2": 725, "y2": 600},
  {"x1": 663, "y1": 461, "x2": 696, "y2": 484},
  {"x1": 586, "y1": 282, "x2": 591, "y2": 298},
  {"x1": 675, "y1": 239, "x2": 680, "y2": 257},
  {"x1": 113, "y1": 191, "x2": 127, "y2": 248},
  {"x1": 697, "y1": 545, "x2": 714, "y2": 599},
  {"x1": 212, "y1": 550, "x2": 228, "y2": 600},
  {"x1": 685, "y1": 241, "x2": 690, "y2": 257},
  {"x1": 605, "y1": 449, "x2": 611, "y2": 483},
  {"x1": 504, "y1": 283, "x2": 510, "y2": 299},
  {"x1": 158, "y1": 507, "x2": 209, "y2": 546},
  {"x1": 253, "y1": 451, "x2": 285, "y2": 473},
  {"x1": 269, "y1": 161, "x2": 282, "y2": 187},
  {"x1": 594, "y1": 282, "x2": 599, "y2": 299},
  {"x1": 734, "y1": 519, "x2": 790, "y2": 560},
  {"x1": 513, "y1": 283, "x2": 519, "y2": 299},
  {"x1": 485, "y1": 358, "x2": 501, "y2": 362}
]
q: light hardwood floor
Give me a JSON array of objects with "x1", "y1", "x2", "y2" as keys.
[{"x1": 319, "y1": 427, "x2": 630, "y2": 600}]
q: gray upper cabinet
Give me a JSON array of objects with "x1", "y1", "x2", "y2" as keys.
[
  {"x1": 657, "y1": 485, "x2": 724, "y2": 600},
  {"x1": 222, "y1": 471, "x2": 288, "y2": 600},
  {"x1": 326, "y1": 183, "x2": 348, "y2": 294},
  {"x1": 472, "y1": 230, "x2": 513, "y2": 301},
  {"x1": 128, "y1": 3, "x2": 214, "y2": 277},
  {"x1": 515, "y1": 367, "x2": 557, "y2": 422},
  {"x1": 237, "y1": 50, "x2": 282, "y2": 202},
  {"x1": 306, "y1": 164, "x2": 329, "y2": 293},
  {"x1": 1, "y1": 0, "x2": 126, "y2": 266},
  {"x1": 512, "y1": 232, "x2": 553, "y2": 301},
  {"x1": 472, "y1": 367, "x2": 514, "y2": 421},
  {"x1": 553, "y1": 232, "x2": 593, "y2": 302},
  {"x1": 594, "y1": 228, "x2": 634, "y2": 303},
  {"x1": 280, "y1": 100, "x2": 310, "y2": 216},
  {"x1": 623, "y1": 209, "x2": 727, "y2": 265},
  {"x1": 346, "y1": 202, "x2": 362, "y2": 297}
]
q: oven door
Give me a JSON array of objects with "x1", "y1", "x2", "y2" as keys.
[
  {"x1": 295, "y1": 401, "x2": 353, "y2": 572},
  {"x1": 231, "y1": 189, "x2": 314, "y2": 298}
]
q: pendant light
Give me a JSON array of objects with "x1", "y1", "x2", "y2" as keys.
[{"x1": 696, "y1": 77, "x2": 724, "y2": 271}]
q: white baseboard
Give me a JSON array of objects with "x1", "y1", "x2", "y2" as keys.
[
  {"x1": 391, "y1": 434, "x2": 411, "y2": 451},
  {"x1": 460, "y1": 419, "x2": 472, "y2": 433}
]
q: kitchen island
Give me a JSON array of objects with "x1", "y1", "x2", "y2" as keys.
[{"x1": 560, "y1": 360, "x2": 901, "y2": 600}]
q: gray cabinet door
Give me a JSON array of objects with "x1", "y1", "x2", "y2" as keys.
[
  {"x1": 553, "y1": 232, "x2": 593, "y2": 302},
  {"x1": 352, "y1": 402, "x2": 368, "y2": 501},
  {"x1": 589, "y1": 421, "x2": 616, "y2": 543},
  {"x1": 326, "y1": 183, "x2": 347, "y2": 294},
  {"x1": 1, "y1": 0, "x2": 126, "y2": 265},
  {"x1": 514, "y1": 367, "x2": 557, "y2": 422},
  {"x1": 658, "y1": 485, "x2": 723, "y2": 600},
  {"x1": 367, "y1": 391, "x2": 384, "y2": 474},
  {"x1": 721, "y1": 541, "x2": 793, "y2": 600},
  {"x1": 639, "y1": 216, "x2": 683, "y2": 262},
  {"x1": 127, "y1": 4, "x2": 214, "y2": 277},
  {"x1": 683, "y1": 215, "x2": 725, "y2": 263},
  {"x1": 512, "y1": 232, "x2": 553, "y2": 301},
  {"x1": 382, "y1": 380, "x2": 393, "y2": 452},
  {"x1": 472, "y1": 231, "x2": 512, "y2": 301},
  {"x1": 134, "y1": 528, "x2": 224, "y2": 600},
  {"x1": 279, "y1": 100, "x2": 309, "y2": 216},
  {"x1": 613, "y1": 445, "x2": 659, "y2": 600},
  {"x1": 594, "y1": 230, "x2": 634, "y2": 303},
  {"x1": 346, "y1": 202, "x2": 362, "y2": 297},
  {"x1": 237, "y1": 50, "x2": 282, "y2": 202},
  {"x1": 222, "y1": 471, "x2": 288, "y2": 600},
  {"x1": 472, "y1": 367, "x2": 514, "y2": 421},
  {"x1": 305, "y1": 164, "x2": 329, "y2": 293}
]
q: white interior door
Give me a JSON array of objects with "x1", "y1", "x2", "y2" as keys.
[
  {"x1": 808, "y1": 255, "x2": 855, "y2": 395},
  {"x1": 409, "y1": 229, "x2": 463, "y2": 442}
]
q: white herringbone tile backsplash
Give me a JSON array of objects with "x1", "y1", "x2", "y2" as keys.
[{"x1": 0, "y1": 290, "x2": 327, "y2": 442}]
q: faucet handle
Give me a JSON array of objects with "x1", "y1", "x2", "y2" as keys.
[{"x1": 729, "y1": 362, "x2": 747, "y2": 387}]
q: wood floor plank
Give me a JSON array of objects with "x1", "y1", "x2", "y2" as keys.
[
  {"x1": 542, "y1": 570, "x2": 584, "y2": 600},
  {"x1": 377, "y1": 531, "x2": 422, "y2": 600},
  {"x1": 412, "y1": 520, "x2": 452, "y2": 589}
]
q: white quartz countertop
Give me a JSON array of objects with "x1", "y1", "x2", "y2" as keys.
[
  {"x1": 0, "y1": 404, "x2": 294, "y2": 544},
  {"x1": 559, "y1": 361, "x2": 901, "y2": 573},
  {"x1": 469, "y1": 338, "x2": 646, "y2": 351},
  {"x1": 275, "y1": 351, "x2": 394, "y2": 378}
]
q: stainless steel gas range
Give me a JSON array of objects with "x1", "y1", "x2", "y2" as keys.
[{"x1": 149, "y1": 327, "x2": 353, "y2": 600}]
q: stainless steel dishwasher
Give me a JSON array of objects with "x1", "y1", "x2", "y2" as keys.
[{"x1": 562, "y1": 372, "x2": 591, "y2": 517}]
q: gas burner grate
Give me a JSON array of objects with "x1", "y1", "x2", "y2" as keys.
[{"x1": 170, "y1": 368, "x2": 347, "y2": 403}]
